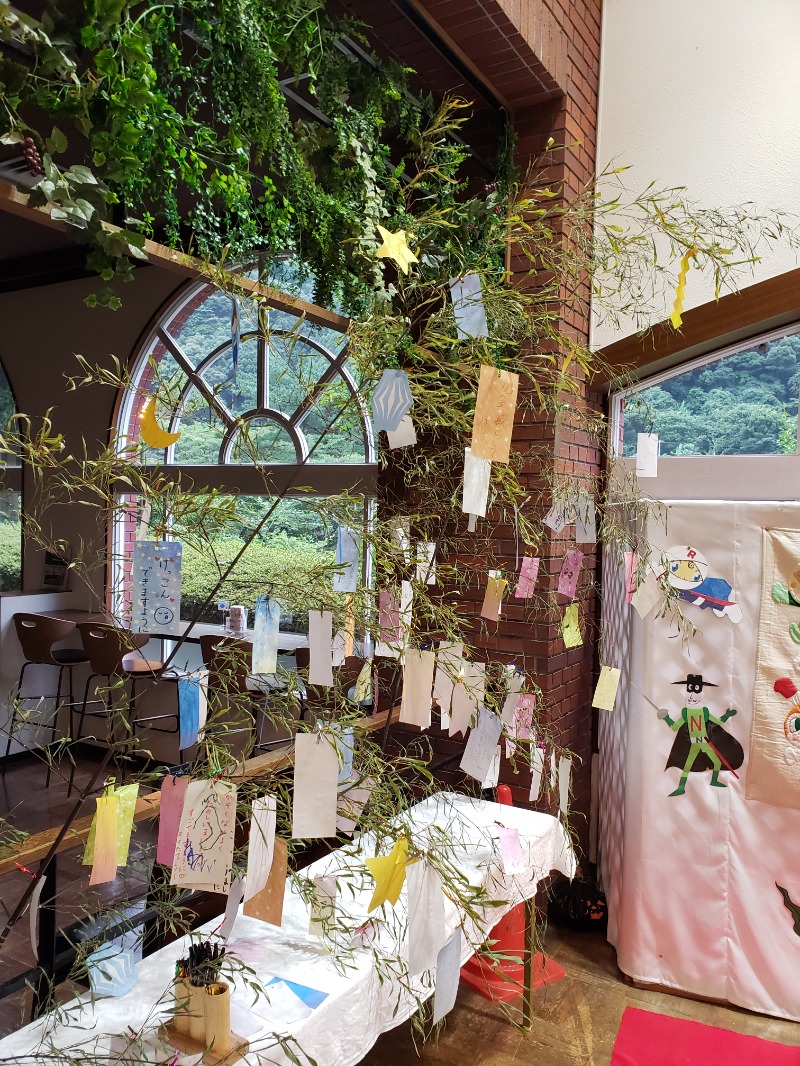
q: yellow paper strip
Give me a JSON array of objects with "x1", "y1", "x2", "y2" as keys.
[
  {"x1": 592, "y1": 666, "x2": 621, "y2": 711},
  {"x1": 470, "y1": 364, "x2": 519, "y2": 464},
  {"x1": 83, "y1": 783, "x2": 139, "y2": 867},
  {"x1": 670, "y1": 245, "x2": 698, "y2": 329},
  {"x1": 480, "y1": 574, "x2": 507, "y2": 621},
  {"x1": 561, "y1": 604, "x2": 583, "y2": 649},
  {"x1": 89, "y1": 794, "x2": 119, "y2": 886}
]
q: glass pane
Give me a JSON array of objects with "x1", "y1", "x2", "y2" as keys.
[
  {"x1": 203, "y1": 337, "x2": 258, "y2": 417},
  {"x1": 620, "y1": 332, "x2": 800, "y2": 457},
  {"x1": 231, "y1": 418, "x2": 298, "y2": 464},
  {"x1": 0, "y1": 490, "x2": 21, "y2": 592},
  {"x1": 165, "y1": 288, "x2": 238, "y2": 367},
  {"x1": 299, "y1": 382, "x2": 367, "y2": 463},
  {"x1": 267, "y1": 336, "x2": 330, "y2": 417},
  {"x1": 171, "y1": 387, "x2": 228, "y2": 464}
]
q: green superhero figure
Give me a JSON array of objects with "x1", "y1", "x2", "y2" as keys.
[{"x1": 657, "y1": 674, "x2": 743, "y2": 797}]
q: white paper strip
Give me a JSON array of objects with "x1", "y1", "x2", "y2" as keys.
[
  {"x1": 252, "y1": 596, "x2": 281, "y2": 674},
  {"x1": 415, "y1": 541, "x2": 436, "y2": 585},
  {"x1": 433, "y1": 641, "x2": 463, "y2": 728},
  {"x1": 310, "y1": 873, "x2": 337, "y2": 936},
  {"x1": 333, "y1": 527, "x2": 360, "y2": 593},
  {"x1": 635, "y1": 432, "x2": 659, "y2": 477},
  {"x1": 399, "y1": 648, "x2": 436, "y2": 727},
  {"x1": 529, "y1": 747, "x2": 545, "y2": 801},
  {"x1": 558, "y1": 755, "x2": 572, "y2": 816},
  {"x1": 460, "y1": 707, "x2": 503, "y2": 782},
  {"x1": 462, "y1": 447, "x2": 491, "y2": 517},
  {"x1": 481, "y1": 745, "x2": 501, "y2": 789},
  {"x1": 331, "y1": 629, "x2": 347, "y2": 667},
  {"x1": 387, "y1": 414, "x2": 417, "y2": 449},
  {"x1": 399, "y1": 580, "x2": 413, "y2": 652},
  {"x1": 500, "y1": 669, "x2": 525, "y2": 724},
  {"x1": 292, "y1": 733, "x2": 339, "y2": 839},
  {"x1": 308, "y1": 610, "x2": 334, "y2": 686},
  {"x1": 390, "y1": 517, "x2": 412, "y2": 563},
  {"x1": 244, "y1": 795, "x2": 276, "y2": 901},
  {"x1": 406, "y1": 861, "x2": 447, "y2": 975},
  {"x1": 433, "y1": 930, "x2": 462, "y2": 1024},
  {"x1": 467, "y1": 513, "x2": 477, "y2": 532},
  {"x1": 575, "y1": 492, "x2": 597, "y2": 544},
  {"x1": 630, "y1": 570, "x2": 662, "y2": 619},
  {"x1": 550, "y1": 749, "x2": 558, "y2": 789},
  {"x1": 449, "y1": 661, "x2": 485, "y2": 737},
  {"x1": 218, "y1": 873, "x2": 247, "y2": 941},
  {"x1": 449, "y1": 273, "x2": 489, "y2": 339}
]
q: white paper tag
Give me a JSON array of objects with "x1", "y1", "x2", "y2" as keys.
[
  {"x1": 630, "y1": 570, "x2": 662, "y2": 619},
  {"x1": 460, "y1": 708, "x2": 503, "y2": 782},
  {"x1": 462, "y1": 447, "x2": 491, "y2": 517},
  {"x1": 387, "y1": 414, "x2": 417, "y2": 449},
  {"x1": 308, "y1": 610, "x2": 334, "y2": 686},
  {"x1": 292, "y1": 733, "x2": 339, "y2": 838},
  {"x1": 635, "y1": 432, "x2": 659, "y2": 477}
]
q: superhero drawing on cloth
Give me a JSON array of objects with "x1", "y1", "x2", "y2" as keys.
[
  {"x1": 657, "y1": 674, "x2": 744, "y2": 797},
  {"x1": 662, "y1": 546, "x2": 743, "y2": 624}
]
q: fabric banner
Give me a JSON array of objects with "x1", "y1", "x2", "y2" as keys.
[{"x1": 749, "y1": 528, "x2": 800, "y2": 808}]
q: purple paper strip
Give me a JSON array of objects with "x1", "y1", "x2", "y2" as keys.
[{"x1": 514, "y1": 556, "x2": 540, "y2": 598}]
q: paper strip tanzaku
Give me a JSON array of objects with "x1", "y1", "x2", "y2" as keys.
[{"x1": 670, "y1": 245, "x2": 699, "y2": 329}]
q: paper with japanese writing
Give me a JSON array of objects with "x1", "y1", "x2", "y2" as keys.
[
  {"x1": 630, "y1": 570, "x2": 662, "y2": 619},
  {"x1": 529, "y1": 748, "x2": 545, "y2": 801},
  {"x1": 244, "y1": 795, "x2": 276, "y2": 901},
  {"x1": 449, "y1": 660, "x2": 485, "y2": 736},
  {"x1": 506, "y1": 693, "x2": 535, "y2": 757},
  {"x1": 449, "y1": 272, "x2": 488, "y2": 339},
  {"x1": 400, "y1": 648, "x2": 435, "y2": 728},
  {"x1": 575, "y1": 492, "x2": 597, "y2": 544},
  {"x1": 460, "y1": 707, "x2": 503, "y2": 782},
  {"x1": 635, "y1": 432, "x2": 659, "y2": 477},
  {"x1": 157, "y1": 774, "x2": 189, "y2": 866},
  {"x1": 308, "y1": 609, "x2": 334, "y2": 686},
  {"x1": 557, "y1": 549, "x2": 583, "y2": 600},
  {"x1": 292, "y1": 732, "x2": 339, "y2": 839},
  {"x1": 433, "y1": 641, "x2": 463, "y2": 727},
  {"x1": 470, "y1": 364, "x2": 519, "y2": 463},
  {"x1": 433, "y1": 930, "x2": 462, "y2": 1023},
  {"x1": 481, "y1": 572, "x2": 507, "y2": 621},
  {"x1": 170, "y1": 779, "x2": 236, "y2": 892},
  {"x1": 89, "y1": 793, "x2": 118, "y2": 886},
  {"x1": 543, "y1": 503, "x2": 570, "y2": 533},
  {"x1": 415, "y1": 541, "x2": 436, "y2": 584},
  {"x1": 515, "y1": 555, "x2": 539, "y2": 598},
  {"x1": 406, "y1": 861, "x2": 447, "y2": 975},
  {"x1": 462, "y1": 446, "x2": 491, "y2": 517},
  {"x1": 593, "y1": 666, "x2": 621, "y2": 711},
  {"x1": 561, "y1": 604, "x2": 583, "y2": 648},
  {"x1": 131, "y1": 540, "x2": 182, "y2": 635}
]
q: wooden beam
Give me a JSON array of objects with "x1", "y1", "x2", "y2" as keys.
[
  {"x1": 0, "y1": 180, "x2": 350, "y2": 333},
  {"x1": 597, "y1": 268, "x2": 800, "y2": 386},
  {"x1": 0, "y1": 707, "x2": 399, "y2": 876}
]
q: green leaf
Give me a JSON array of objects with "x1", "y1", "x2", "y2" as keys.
[
  {"x1": 45, "y1": 126, "x2": 67, "y2": 155},
  {"x1": 66, "y1": 165, "x2": 98, "y2": 186},
  {"x1": 0, "y1": 131, "x2": 22, "y2": 145}
]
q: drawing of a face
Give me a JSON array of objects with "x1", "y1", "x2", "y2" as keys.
[
  {"x1": 664, "y1": 546, "x2": 709, "y2": 590},
  {"x1": 154, "y1": 606, "x2": 174, "y2": 625}
]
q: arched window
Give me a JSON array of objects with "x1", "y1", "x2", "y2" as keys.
[{"x1": 113, "y1": 269, "x2": 376, "y2": 626}]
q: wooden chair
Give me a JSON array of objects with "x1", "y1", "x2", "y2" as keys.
[
  {"x1": 4, "y1": 614, "x2": 90, "y2": 787},
  {"x1": 199, "y1": 634, "x2": 281, "y2": 753},
  {"x1": 68, "y1": 623, "x2": 179, "y2": 794}
]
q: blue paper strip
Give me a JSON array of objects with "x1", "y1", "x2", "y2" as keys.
[{"x1": 178, "y1": 675, "x2": 200, "y2": 750}]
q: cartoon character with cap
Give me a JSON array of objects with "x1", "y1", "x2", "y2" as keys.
[
  {"x1": 663, "y1": 546, "x2": 743, "y2": 624},
  {"x1": 657, "y1": 673, "x2": 743, "y2": 796},
  {"x1": 773, "y1": 678, "x2": 800, "y2": 766}
]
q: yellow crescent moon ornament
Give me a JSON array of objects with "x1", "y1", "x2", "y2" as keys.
[{"x1": 139, "y1": 395, "x2": 181, "y2": 449}]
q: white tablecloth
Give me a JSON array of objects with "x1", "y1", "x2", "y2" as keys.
[{"x1": 0, "y1": 792, "x2": 574, "y2": 1066}]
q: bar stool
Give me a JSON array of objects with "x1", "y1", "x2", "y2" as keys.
[
  {"x1": 4, "y1": 613, "x2": 90, "y2": 787},
  {"x1": 68, "y1": 623, "x2": 179, "y2": 794}
]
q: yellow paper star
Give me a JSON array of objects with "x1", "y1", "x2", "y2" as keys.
[
  {"x1": 375, "y1": 226, "x2": 419, "y2": 275},
  {"x1": 365, "y1": 835, "x2": 413, "y2": 911}
]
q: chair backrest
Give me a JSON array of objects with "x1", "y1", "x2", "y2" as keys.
[
  {"x1": 201, "y1": 635, "x2": 253, "y2": 696},
  {"x1": 13, "y1": 613, "x2": 77, "y2": 664},
  {"x1": 78, "y1": 623, "x2": 149, "y2": 675},
  {"x1": 338, "y1": 655, "x2": 365, "y2": 693},
  {"x1": 294, "y1": 646, "x2": 310, "y2": 671}
]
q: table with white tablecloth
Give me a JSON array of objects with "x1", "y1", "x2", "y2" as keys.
[{"x1": 0, "y1": 792, "x2": 575, "y2": 1066}]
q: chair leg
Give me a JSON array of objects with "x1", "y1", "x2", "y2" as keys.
[
  {"x1": 44, "y1": 665, "x2": 66, "y2": 790},
  {"x1": 2, "y1": 661, "x2": 29, "y2": 776},
  {"x1": 68, "y1": 672, "x2": 96, "y2": 798}
]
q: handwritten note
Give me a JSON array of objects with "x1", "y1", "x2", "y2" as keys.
[
  {"x1": 481, "y1": 572, "x2": 507, "y2": 621},
  {"x1": 460, "y1": 707, "x2": 503, "y2": 782},
  {"x1": 557, "y1": 549, "x2": 583, "y2": 600},
  {"x1": 170, "y1": 779, "x2": 236, "y2": 892},
  {"x1": 562, "y1": 604, "x2": 582, "y2": 648},
  {"x1": 157, "y1": 774, "x2": 189, "y2": 866},
  {"x1": 131, "y1": 540, "x2": 182, "y2": 635},
  {"x1": 406, "y1": 861, "x2": 447, "y2": 975},
  {"x1": 308, "y1": 610, "x2": 334, "y2": 686},
  {"x1": 543, "y1": 503, "x2": 570, "y2": 533},
  {"x1": 399, "y1": 648, "x2": 435, "y2": 728},
  {"x1": 593, "y1": 666, "x2": 621, "y2": 711},
  {"x1": 462, "y1": 446, "x2": 491, "y2": 517},
  {"x1": 245, "y1": 795, "x2": 276, "y2": 901},
  {"x1": 292, "y1": 732, "x2": 339, "y2": 839},
  {"x1": 470, "y1": 364, "x2": 519, "y2": 464},
  {"x1": 515, "y1": 556, "x2": 540, "y2": 598}
]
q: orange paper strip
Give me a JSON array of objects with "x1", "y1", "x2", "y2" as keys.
[
  {"x1": 89, "y1": 794, "x2": 119, "y2": 886},
  {"x1": 242, "y1": 837, "x2": 288, "y2": 926},
  {"x1": 480, "y1": 574, "x2": 507, "y2": 621},
  {"x1": 470, "y1": 364, "x2": 519, "y2": 464}
]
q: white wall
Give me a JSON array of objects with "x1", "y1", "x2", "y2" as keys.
[{"x1": 593, "y1": 0, "x2": 800, "y2": 349}]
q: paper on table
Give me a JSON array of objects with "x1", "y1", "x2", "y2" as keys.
[
  {"x1": 558, "y1": 755, "x2": 572, "y2": 816},
  {"x1": 575, "y1": 493, "x2": 597, "y2": 544},
  {"x1": 515, "y1": 555, "x2": 540, "y2": 598},
  {"x1": 387, "y1": 414, "x2": 417, "y2": 449},
  {"x1": 308, "y1": 610, "x2": 334, "y2": 686},
  {"x1": 630, "y1": 569, "x2": 662, "y2": 619},
  {"x1": 460, "y1": 707, "x2": 503, "y2": 782},
  {"x1": 623, "y1": 550, "x2": 638, "y2": 603},
  {"x1": 433, "y1": 641, "x2": 463, "y2": 727},
  {"x1": 506, "y1": 693, "x2": 535, "y2": 758},
  {"x1": 480, "y1": 572, "x2": 507, "y2": 621},
  {"x1": 433, "y1": 930, "x2": 462, "y2": 1024},
  {"x1": 482, "y1": 746, "x2": 501, "y2": 789},
  {"x1": 498, "y1": 826, "x2": 526, "y2": 875},
  {"x1": 635, "y1": 432, "x2": 659, "y2": 477},
  {"x1": 593, "y1": 666, "x2": 622, "y2": 711},
  {"x1": 333, "y1": 526, "x2": 361, "y2": 593},
  {"x1": 170, "y1": 779, "x2": 237, "y2": 892},
  {"x1": 406, "y1": 860, "x2": 447, "y2": 975},
  {"x1": 244, "y1": 795, "x2": 276, "y2": 901},
  {"x1": 157, "y1": 774, "x2": 189, "y2": 866},
  {"x1": 242, "y1": 837, "x2": 288, "y2": 926},
  {"x1": 449, "y1": 272, "x2": 489, "y2": 339},
  {"x1": 561, "y1": 604, "x2": 582, "y2": 648},
  {"x1": 218, "y1": 873, "x2": 247, "y2": 941},
  {"x1": 336, "y1": 777, "x2": 374, "y2": 835},
  {"x1": 292, "y1": 732, "x2": 339, "y2": 839},
  {"x1": 529, "y1": 748, "x2": 545, "y2": 801},
  {"x1": 310, "y1": 873, "x2": 337, "y2": 936},
  {"x1": 415, "y1": 541, "x2": 436, "y2": 585},
  {"x1": 470, "y1": 364, "x2": 519, "y2": 464},
  {"x1": 399, "y1": 648, "x2": 435, "y2": 728},
  {"x1": 462, "y1": 447, "x2": 491, "y2": 517},
  {"x1": 89, "y1": 793, "x2": 118, "y2": 886},
  {"x1": 449, "y1": 660, "x2": 485, "y2": 737},
  {"x1": 252, "y1": 596, "x2": 281, "y2": 673}
]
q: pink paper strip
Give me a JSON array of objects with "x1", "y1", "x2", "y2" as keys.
[
  {"x1": 514, "y1": 556, "x2": 540, "y2": 598},
  {"x1": 378, "y1": 589, "x2": 401, "y2": 644},
  {"x1": 623, "y1": 551, "x2": 638, "y2": 603},
  {"x1": 506, "y1": 693, "x2": 535, "y2": 757},
  {"x1": 557, "y1": 549, "x2": 583, "y2": 599},
  {"x1": 157, "y1": 774, "x2": 189, "y2": 866},
  {"x1": 498, "y1": 826, "x2": 526, "y2": 875}
]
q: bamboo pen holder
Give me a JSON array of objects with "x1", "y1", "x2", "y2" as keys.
[
  {"x1": 204, "y1": 981, "x2": 232, "y2": 1057},
  {"x1": 172, "y1": 976, "x2": 193, "y2": 1037},
  {"x1": 188, "y1": 982, "x2": 207, "y2": 1042}
]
